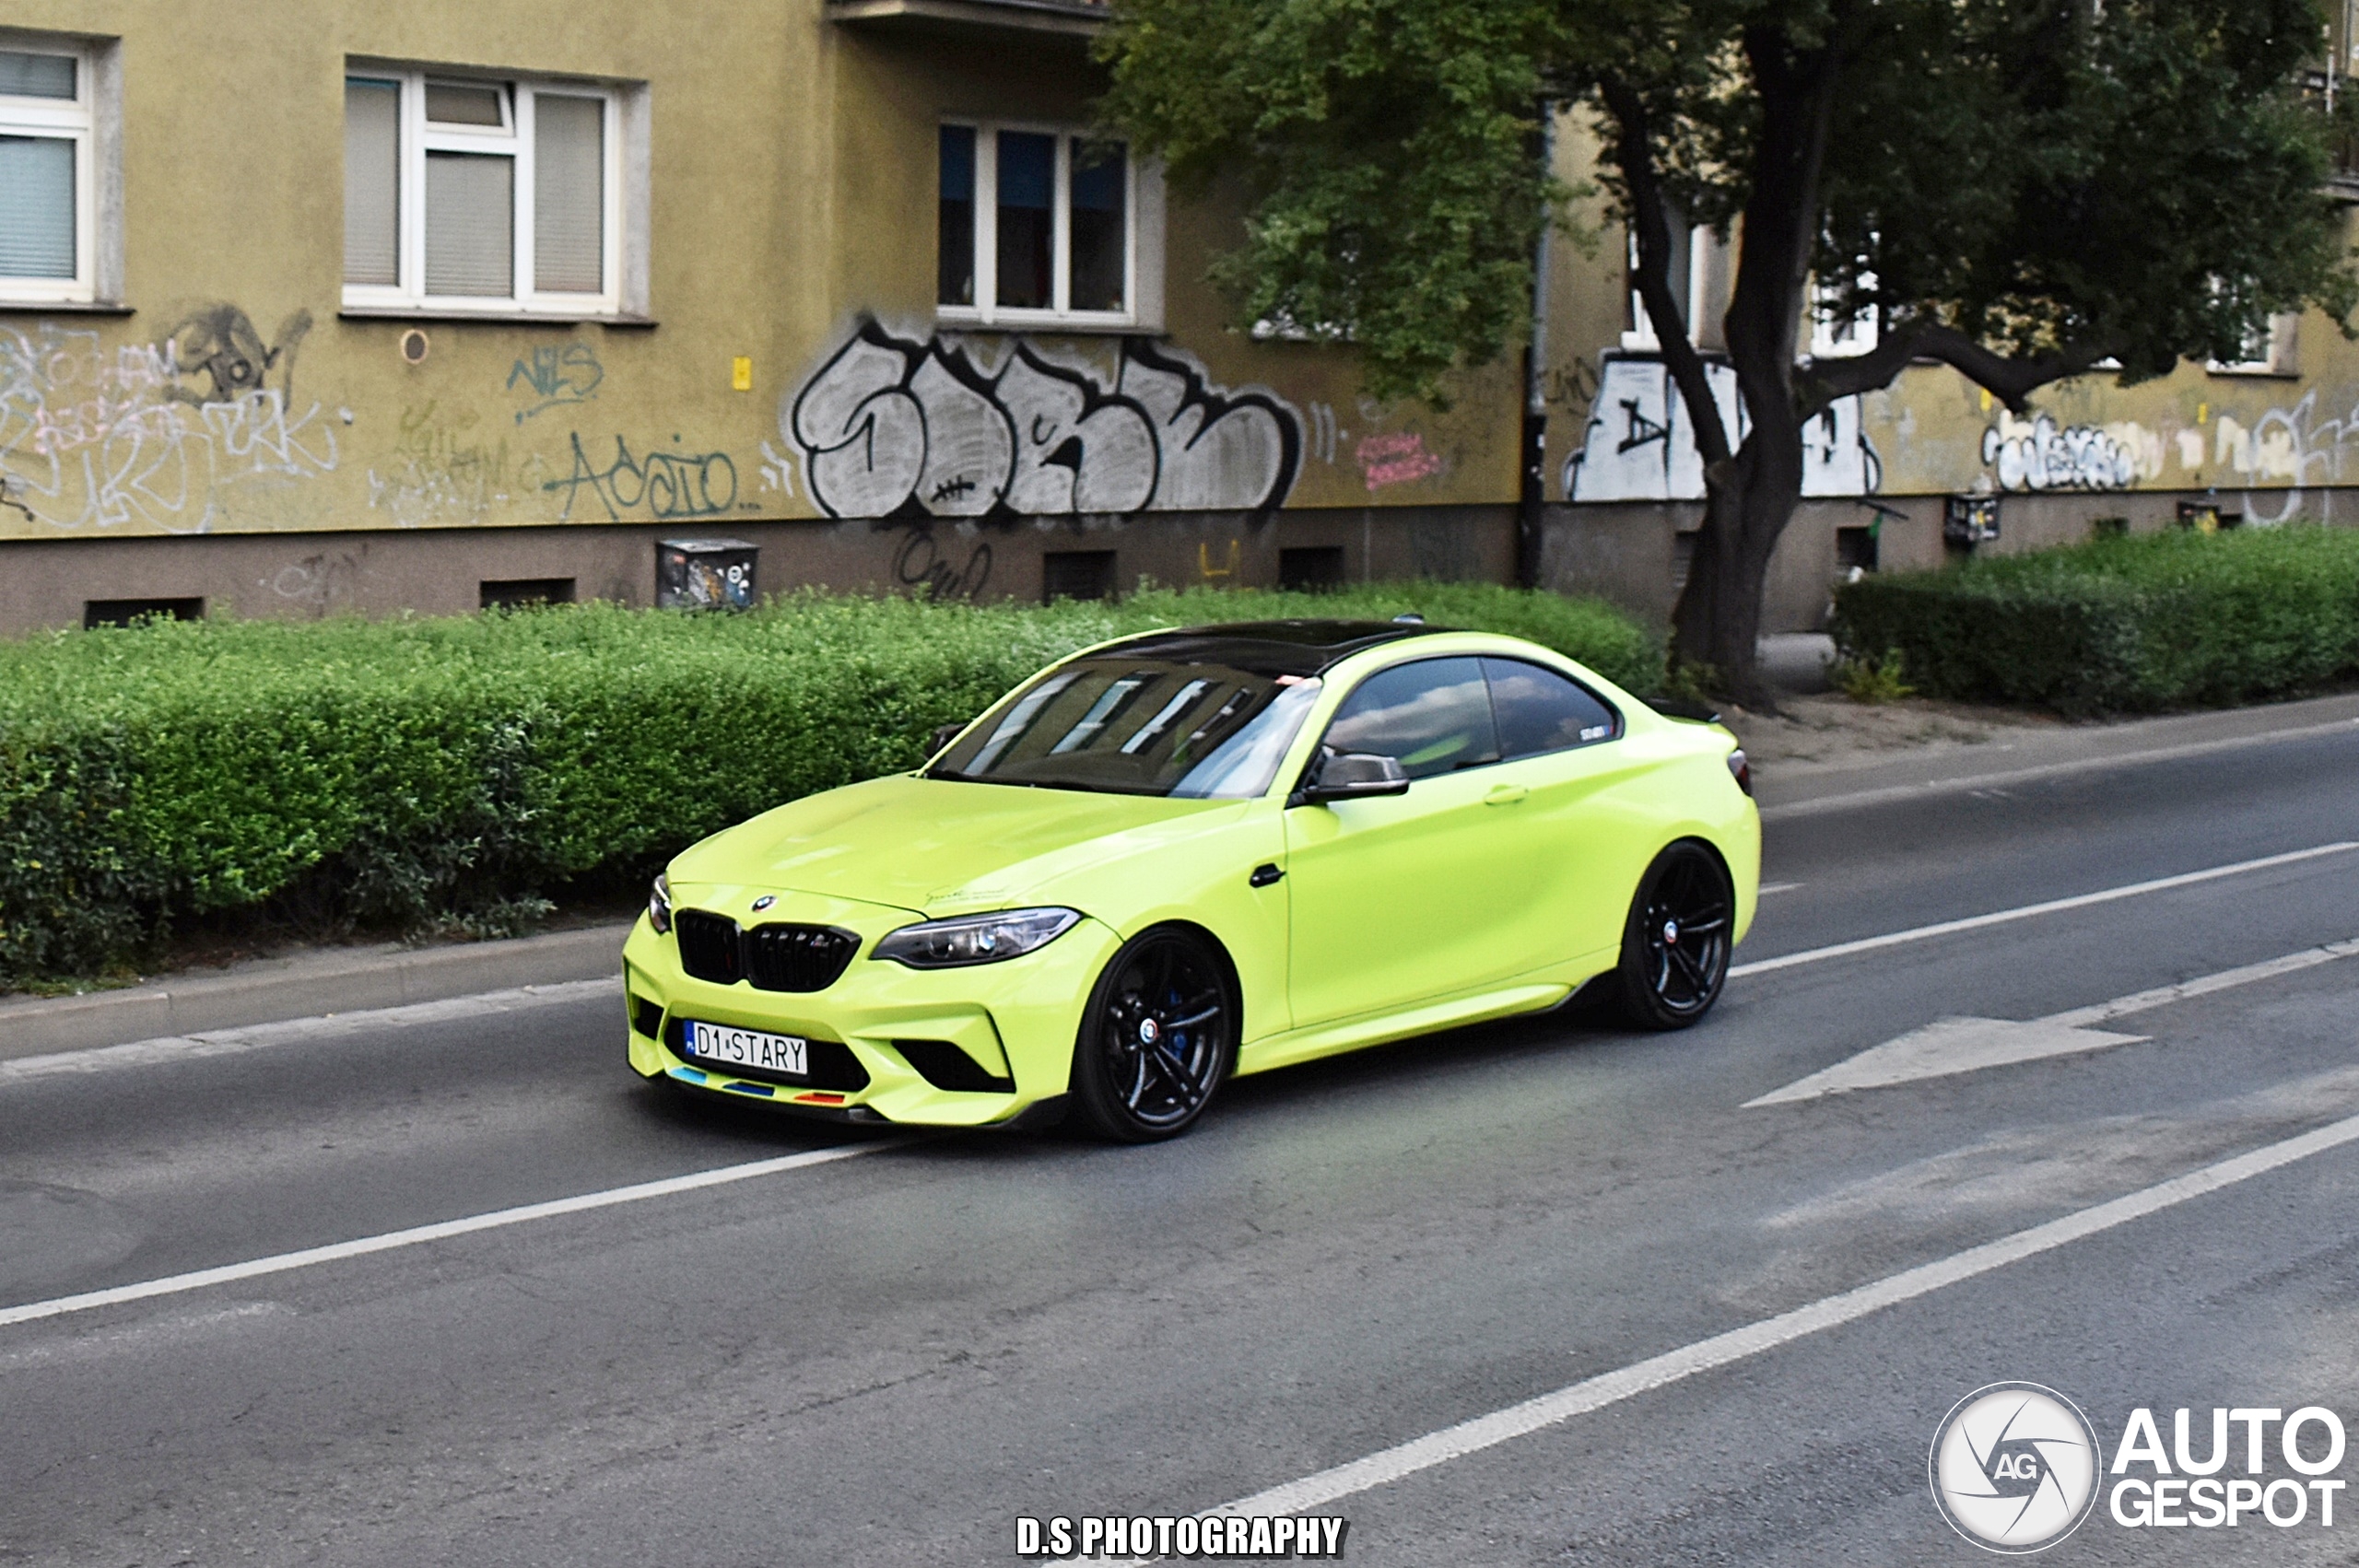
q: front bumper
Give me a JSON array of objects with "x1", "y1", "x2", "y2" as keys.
[{"x1": 621, "y1": 889, "x2": 1119, "y2": 1128}]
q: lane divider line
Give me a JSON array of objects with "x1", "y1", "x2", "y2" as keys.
[
  {"x1": 1731, "y1": 841, "x2": 2359, "y2": 979},
  {"x1": 1111, "y1": 1106, "x2": 2359, "y2": 1556},
  {"x1": 0, "y1": 1141, "x2": 898, "y2": 1332},
  {"x1": 0, "y1": 977, "x2": 627, "y2": 1085},
  {"x1": 2044, "y1": 937, "x2": 2359, "y2": 1028}
]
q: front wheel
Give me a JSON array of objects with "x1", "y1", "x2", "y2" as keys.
[
  {"x1": 1616, "y1": 841, "x2": 1734, "y2": 1030},
  {"x1": 1069, "y1": 926, "x2": 1238, "y2": 1142}
]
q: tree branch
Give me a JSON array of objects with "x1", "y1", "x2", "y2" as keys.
[
  {"x1": 1796, "y1": 322, "x2": 2121, "y2": 419},
  {"x1": 1601, "y1": 77, "x2": 1734, "y2": 471}
]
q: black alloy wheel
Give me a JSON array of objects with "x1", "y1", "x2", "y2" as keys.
[
  {"x1": 1070, "y1": 927, "x2": 1238, "y2": 1141},
  {"x1": 1616, "y1": 840, "x2": 1734, "y2": 1029}
]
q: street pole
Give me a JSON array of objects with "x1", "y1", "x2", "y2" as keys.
[{"x1": 1516, "y1": 101, "x2": 1557, "y2": 591}]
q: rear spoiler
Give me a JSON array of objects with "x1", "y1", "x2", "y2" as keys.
[{"x1": 1644, "y1": 696, "x2": 1724, "y2": 726}]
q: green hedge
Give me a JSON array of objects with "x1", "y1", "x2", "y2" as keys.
[
  {"x1": 0, "y1": 581, "x2": 1656, "y2": 986},
  {"x1": 1830, "y1": 524, "x2": 2359, "y2": 717}
]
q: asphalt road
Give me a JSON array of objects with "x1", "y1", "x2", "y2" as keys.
[{"x1": 6, "y1": 727, "x2": 2359, "y2": 1566}]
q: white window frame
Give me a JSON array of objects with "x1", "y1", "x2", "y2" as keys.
[
  {"x1": 2209, "y1": 311, "x2": 2301, "y2": 377},
  {"x1": 342, "y1": 66, "x2": 624, "y2": 318},
  {"x1": 938, "y1": 118, "x2": 1142, "y2": 330},
  {"x1": 0, "y1": 37, "x2": 96, "y2": 305}
]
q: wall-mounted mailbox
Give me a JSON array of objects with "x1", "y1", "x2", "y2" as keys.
[
  {"x1": 1943, "y1": 495, "x2": 2001, "y2": 546},
  {"x1": 657, "y1": 539, "x2": 758, "y2": 611}
]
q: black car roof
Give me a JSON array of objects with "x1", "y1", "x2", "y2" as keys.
[{"x1": 1096, "y1": 619, "x2": 1450, "y2": 678}]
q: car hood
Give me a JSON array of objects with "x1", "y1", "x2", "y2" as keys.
[{"x1": 666, "y1": 773, "x2": 1238, "y2": 917}]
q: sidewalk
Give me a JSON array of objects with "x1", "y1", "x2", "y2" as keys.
[{"x1": 6, "y1": 688, "x2": 2355, "y2": 1059}]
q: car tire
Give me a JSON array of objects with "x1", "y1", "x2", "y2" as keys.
[
  {"x1": 1069, "y1": 925, "x2": 1238, "y2": 1142},
  {"x1": 1615, "y1": 840, "x2": 1734, "y2": 1030}
]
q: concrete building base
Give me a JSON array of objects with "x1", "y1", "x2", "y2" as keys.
[{"x1": 4, "y1": 487, "x2": 2348, "y2": 638}]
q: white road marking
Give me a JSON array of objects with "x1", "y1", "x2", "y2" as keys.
[
  {"x1": 0, "y1": 977, "x2": 624, "y2": 1085},
  {"x1": 0, "y1": 1141, "x2": 895, "y2": 1332},
  {"x1": 1747, "y1": 1016, "x2": 2150, "y2": 1106},
  {"x1": 1756, "y1": 882, "x2": 1802, "y2": 896},
  {"x1": 1110, "y1": 1105, "x2": 2359, "y2": 1557},
  {"x1": 1730, "y1": 842, "x2": 2359, "y2": 979},
  {"x1": 1748, "y1": 937, "x2": 2359, "y2": 1106}
]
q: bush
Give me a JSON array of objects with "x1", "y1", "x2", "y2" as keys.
[
  {"x1": 0, "y1": 581, "x2": 1657, "y2": 986},
  {"x1": 1830, "y1": 525, "x2": 2359, "y2": 717}
]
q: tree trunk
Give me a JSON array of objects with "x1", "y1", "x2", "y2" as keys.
[{"x1": 1671, "y1": 427, "x2": 1802, "y2": 708}]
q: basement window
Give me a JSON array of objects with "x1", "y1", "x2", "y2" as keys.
[
  {"x1": 1041, "y1": 549, "x2": 1117, "y2": 603},
  {"x1": 85, "y1": 597, "x2": 202, "y2": 628},
  {"x1": 480, "y1": 577, "x2": 576, "y2": 610}
]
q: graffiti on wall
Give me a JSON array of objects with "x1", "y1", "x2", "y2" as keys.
[
  {"x1": 1356, "y1": 431, "x2": 1444, "y2": 490},
  {"x1": 1562, "y1": 358, "x2": 1881, "y2": 502},
  {"x1": 507, "y1": 344, "x2": 603, "y2": 423},
  {"x1": 368, "y1": 402, "x2": 551, "y2": 529},
  {"x1": 789, "y1": 321, "x2": 1301, "y2": 521},
  {"x1": 0, "y1": 309, "x2": 335, "y2": 532},
  {"x1": 1978, "y1": 413, "x2": 2149, "y2": 492},
  {"x1": 543, "y1": 432, "x2": 740, "y2": 521}
]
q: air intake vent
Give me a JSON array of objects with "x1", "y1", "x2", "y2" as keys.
[
  {"x1": 895, "y1": 1039, "x2": 1015, "y2": 1094},
  {"x1": 675, "y1": 909, "x2": 744, "y2": 986},
  {"x1": 744, "y1": 924, "x2": 862, "y2": 993}
]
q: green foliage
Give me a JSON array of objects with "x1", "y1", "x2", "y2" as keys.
[
  {"x1": 1097, "y1": 0, "x2": 2355, "y2": 402},
  {"x1": 1829, "y1": 526, "x2": 2359, "y2": 716},
  {"x1": 1097, "y1": 0, "x2": 1566, "y2": 402},
  {"x1": 0, "y1": 583, "x2": 1657, "y2": 987},
  {"x1": 1828, "y1": 648, "x2": 1917, "y2": 704}
]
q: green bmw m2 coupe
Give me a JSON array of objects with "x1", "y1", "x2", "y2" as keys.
[{"x1": 622, "y1": 618, "x2": 1759, "y2": 1141}]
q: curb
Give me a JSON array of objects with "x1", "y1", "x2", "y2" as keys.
[
  {"x1": 1753, "y1": 691, "x2": 2359, "y2": 818},
  {"x1": 0, "y1": 922, "x2": 631, "y2": 1064}
]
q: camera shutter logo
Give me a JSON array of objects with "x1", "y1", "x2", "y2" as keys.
[{"x1": 1930, "y1": 1383, "x2": 2101, "y2": 1552}]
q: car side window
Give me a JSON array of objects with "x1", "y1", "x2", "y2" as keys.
[
  {"x1": 1483, "y1": 657, "x2": 1621, "y2": 759},
  {"x1": 1322, "y1": 657, "x2": 1501, "y2": 780}
]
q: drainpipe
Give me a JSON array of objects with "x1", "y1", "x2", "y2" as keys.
[{"x1": 1516, "y1": 101, "x2": 1557, "y2": 591}]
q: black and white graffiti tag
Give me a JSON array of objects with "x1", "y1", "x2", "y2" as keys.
[{"x1": 788, "y1": 321, "x2": 1301, "y2": 521}]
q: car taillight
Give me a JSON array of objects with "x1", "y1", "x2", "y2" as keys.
[{"x1": 1727, "y1": 748, "x2": 1753, "y2": 797}]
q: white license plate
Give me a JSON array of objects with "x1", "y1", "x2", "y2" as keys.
[{"x1": 683, "y1": 1021, "x2": 808, "y2": 1077}]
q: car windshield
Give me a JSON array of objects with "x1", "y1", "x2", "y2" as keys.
[{"x1": 929, "y1": 658, "x2": 1323, "y2": 799}]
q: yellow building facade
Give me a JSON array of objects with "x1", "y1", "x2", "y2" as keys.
[
  {"x1": 0, "y1": 0, "x2": 1521, "y2": 633},
  {"x1": 0, "y1": 3, "x2": 2348, "y2": 637}
]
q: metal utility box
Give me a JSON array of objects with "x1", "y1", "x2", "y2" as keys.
[
  {"x1": 1943, "y1": 496, "x2": 2001, "y2": 546},
  {"x1": 656, "y1": 539, "x2": 758, "y2": 611}
]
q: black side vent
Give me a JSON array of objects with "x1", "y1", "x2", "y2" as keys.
[
  {"x1": 675, "y1": 909, "x2": 744, "y2": 986},
  {"x1": 895, "y1": 1039, "x2": 1015, "y2": 1094},
  {"x1": 630, "y1": 995, "x2": 664, "y2": 1040},
  {"x1": 744, "y1": 924, "x2": 862, "y2": 993},
  {"x1": 664, "y1": 1019, "x2": 872, "y2": 1091}
]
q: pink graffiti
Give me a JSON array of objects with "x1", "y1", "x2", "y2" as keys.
[{"x1": 1356, "y1": 431, "x2": 1443, "y2": 490}]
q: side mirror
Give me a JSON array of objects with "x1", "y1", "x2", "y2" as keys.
[
  {"x1": 1298, "y1": 751, "x2": 1410, "y2": 805},
  {"x1": 927, "y1": 721, "x2": 966, "y2": 760}
]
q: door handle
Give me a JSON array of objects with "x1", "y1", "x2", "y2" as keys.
[
  {"x1": 1484, "y1": 783, "x2": 1529, "y2": 805},
  {"x1": 1250, "y1": 862, "x2": 1285, "y2": 887}
]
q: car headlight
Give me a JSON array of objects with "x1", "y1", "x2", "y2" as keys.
[
  {"x1": 873, "y1": 907, "x2": 1081, "y2": 968},
  {"x1": 648, "y1": 872, "x2": 673, "y2": 935}
]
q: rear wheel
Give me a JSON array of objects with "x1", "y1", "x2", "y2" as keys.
[
  {"x1": 1616, "y1": 841, "x2": 1733, "y2": 1029},
  {"x1": 1070, "y1": 926, "x2": 1238, "y2": 1142}
]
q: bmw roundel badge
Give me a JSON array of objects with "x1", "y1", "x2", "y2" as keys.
[{"x1": 751, "y1": 895, "x2": 776, "y2": 912}]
